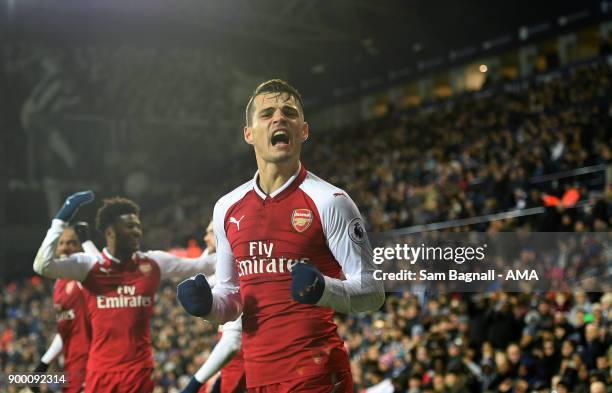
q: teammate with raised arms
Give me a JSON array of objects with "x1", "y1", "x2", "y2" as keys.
[{"x1": 34, "y1": 192, "x2": 216, "y2": 393}]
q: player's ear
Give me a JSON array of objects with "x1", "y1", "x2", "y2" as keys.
[
  {"x1": 301, "y1": 122, "x2": 309, "y2": 143},
  {"x1": 244, "y1": 126, "x2": 254, "y2": 145}
]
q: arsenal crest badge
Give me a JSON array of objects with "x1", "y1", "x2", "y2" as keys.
[
  {"x1": 291, "y1": 209, "x2": 313, "y2": 233},
  {"x1": 139, "y1": 263, "x2": 152, "y2": 275}
]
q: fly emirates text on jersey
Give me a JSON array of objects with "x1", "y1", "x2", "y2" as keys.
[
  {"x1": 237, "y1": 241, "x2": 310, "y2": 277},
  {"x1": 96, "y1": 285, "x2": 153, "y2": 309}
]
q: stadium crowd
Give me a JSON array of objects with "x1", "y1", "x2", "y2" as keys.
[
  {"x1": 341, "y1": 291, "x2": 611, "y2": 392},
  {"x1": 1, "y1": 276, "x2": 610, "y2": 392},
  {"x1": 2, "y1": 47, "x2": 611, "y2": 392},
  {"x1": 308, "y1": 58, "x2": 611, "y2": 233}
]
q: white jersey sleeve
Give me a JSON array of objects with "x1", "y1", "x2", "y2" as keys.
[
  {"x1": 40, "y1": 333, "x2": 63, "y2": 364},
  {"x1": 194, "y1": 317, "x2": 242, "y2": 383},
  {"x1": 205, "y1": 183, "x2": 250, "y2": 325},
  {"x1": 82, "y1": 240, "x2": 102, "y2": 259},
  {"x1": 33, "y1": 219, "x2": 97, "y2": 281},
  {"x1": 301, "y1": 173, "x2": 385, "y2": 314},
  {"x1": 144, "y1": 250, "x2": 217, "y2": 281}
]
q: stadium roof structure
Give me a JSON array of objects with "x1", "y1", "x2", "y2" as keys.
[{"x1": 3, "y1": 0, "x2": 605, "y2": 104}]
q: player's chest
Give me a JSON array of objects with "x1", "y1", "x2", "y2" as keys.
[
  {"x1": 226, "y1": 197, "x2": 324, "y2": 258},
  {"x1": 85, "y1": 261, "x2": 160, "y2": 297}
]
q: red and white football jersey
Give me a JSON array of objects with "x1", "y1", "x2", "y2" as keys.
[
  {"x1": 53, "y1": 279, "x2": 90, "y2": 388},
  {"x1": 35, "y1": 226, "x2": 217, "y2": 372},
  {"x1": 80, "y1": 249, "x2": 162, "y2": 371},
  {"x1": 210, "y1": 164, "x2": 383, "y2": 387}
]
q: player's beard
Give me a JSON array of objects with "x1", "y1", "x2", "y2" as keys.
[{"x1": 117, "y1": 236, "x2": 140, "y2": 255}]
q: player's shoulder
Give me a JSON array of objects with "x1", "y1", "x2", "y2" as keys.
[
  {"x1": 74, "y1": 250, "x2": 103, "y2": 266},
  {"x1": 300, "y1": 170, "x2": 354, "y2": 210},
  {"x1": 214, "y1": 178, "x2": 253, "y2": 216},
  {"x1": 79, "y1": 251, "x2": 111, "y2": 281},
  {"x1": 139, "y1": 250, "x2": 172, "y2": 264}
]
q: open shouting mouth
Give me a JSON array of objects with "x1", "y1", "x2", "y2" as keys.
[{"x1": 271, "y1": 129, "x2": 290, "y2": 147}]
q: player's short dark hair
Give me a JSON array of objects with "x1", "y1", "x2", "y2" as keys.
[
  {"x1": 95, "y1": 197, "x2": 140, "y2": 232},
  {"x1": 245, "y1": 79, "x2": 304, "y2": 126}
]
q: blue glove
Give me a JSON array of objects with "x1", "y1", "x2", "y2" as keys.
[
  {"x1": 177, "y1": 274, "x2": 213, "y2": 317},
  {"x1": 291, "y1": 263, "x2": 325, "y2": 304},
  {"x1": 55, "y1": 191, "x2": 94, "y2": 222},
  {"x1": 181, "y1": 377, "x2": 203, "y2": 393}
]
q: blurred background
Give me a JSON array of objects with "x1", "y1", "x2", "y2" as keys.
[{"x1": 1, "y1": 0, "x2": 611, "y2": 392}]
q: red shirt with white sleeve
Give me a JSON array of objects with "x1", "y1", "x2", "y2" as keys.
[
  {"x1": 53, "y1": 279, "x2": 90, "y2": 387},
  {"x1": 34, "y1": 224, "x2": 216, "y2": 372},
  {"x1": 209, "y1": 164, "x2": 384, "y2": 387}
]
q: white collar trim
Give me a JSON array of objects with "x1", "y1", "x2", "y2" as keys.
[
  {"x1": 102, "y1": 248, "x2": 122, "y2": 264},
  {"x1": 252, "y1": 162, "x2": 301, "y2": 200}
]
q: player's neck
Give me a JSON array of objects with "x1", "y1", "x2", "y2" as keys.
[
  {"x1": 256, "y1": 159, "x2": 300, "y2": 195},
  {"x1": 106, "y1": 244, "x2": 133, "y2": 262}
]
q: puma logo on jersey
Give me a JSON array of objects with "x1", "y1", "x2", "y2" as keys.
[{"x1": 229, "y1": 215, "x2": 245, "y2": 230}]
